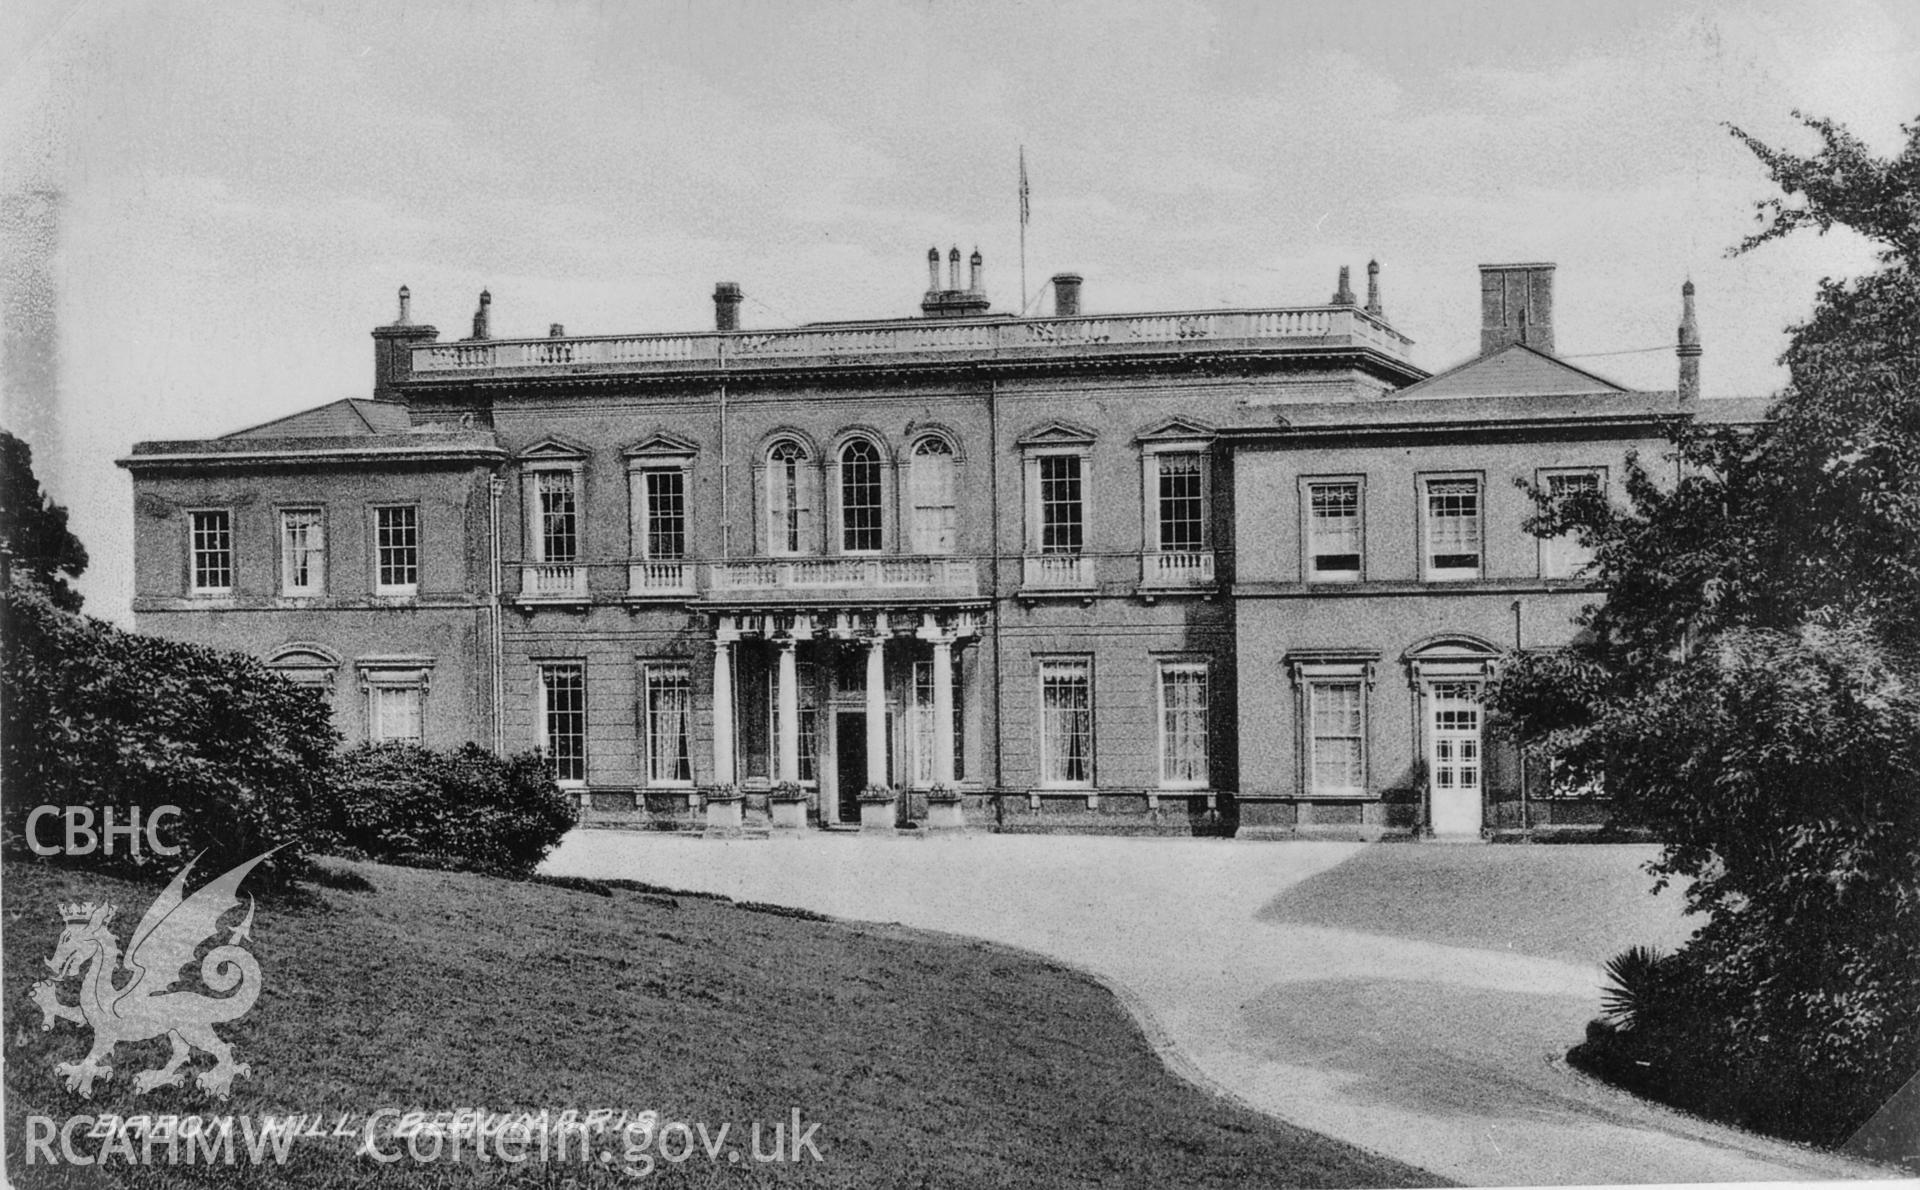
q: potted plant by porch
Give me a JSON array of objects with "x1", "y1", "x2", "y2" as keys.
[
  {"x1": 768, "y1": 781, "x2": 809, "y2": 831},
  {"x1": 856, "y1": 783, "x2": 897, "y2": 833},
  {"x1": 925, "y1": 782, "x2": 966, "y2": 831},
  {"x1": 703, "y1": 782, "x2": 744, "y2": 835}
]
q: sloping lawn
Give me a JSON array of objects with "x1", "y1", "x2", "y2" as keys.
[{"x1": 4, "y1": 856, "x2": 1441, "y2": 1188}]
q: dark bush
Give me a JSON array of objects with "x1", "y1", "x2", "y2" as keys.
[
  {"x1": 0, "y1": 587, "x2": 338, "y2": 883},
  {"x1": 327, "y1": 742, "x2": 576, "y2": 878}
]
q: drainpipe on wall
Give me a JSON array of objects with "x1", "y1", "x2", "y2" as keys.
[
  {"x1": 989, "y1": 375, "x2": 1004, "y2": 812},
  {"x1": 489, "y1": 475, "x2": 505, "y2": 754},
  {"x1": 1513, "y1": 597, "x2": 1528, "y2": 838}
]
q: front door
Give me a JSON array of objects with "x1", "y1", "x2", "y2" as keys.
[
  {"x1": 1428, "y1": 682, "x2": 1483, "y2": 837},
  {"x1": 834, "y1": 711, "x2": 866, "y2": 823}
]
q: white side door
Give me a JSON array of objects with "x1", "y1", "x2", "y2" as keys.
[{"x1": 1428, "y1": 682, "x2": 1483, "y2": 837}]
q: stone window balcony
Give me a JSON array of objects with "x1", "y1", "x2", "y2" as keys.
[
  {"x1": 1021, "y1": 553, "x2": 1096, "y2": 593},
  {"x1": 627, "y1": 559, "x2": 696, "y2": 598},
  {"x1": 517, "y1": 562, "x2": 588, "y2": 603},
  {"x1": 707, "y1": 556, "x2": 978, "y2": 600},
  {"x1": 1140, "y1": 550, "x2": 1216, "y2": 591}
]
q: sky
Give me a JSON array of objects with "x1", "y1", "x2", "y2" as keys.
[{"x1": 2, "y1": 0, "x2": 1917, "y2": 623}]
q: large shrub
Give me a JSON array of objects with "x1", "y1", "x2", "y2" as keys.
[
  {"x1": 328, "y1": 742, "x2": 576, "y2": 877},
  {"x1": 0, "y1": 587, "x2": 339, "y2": 882}
]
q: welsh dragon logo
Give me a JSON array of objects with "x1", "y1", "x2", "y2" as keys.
[{"x1": 29, "y1": 848, "x2": 278, "y2": 1099}]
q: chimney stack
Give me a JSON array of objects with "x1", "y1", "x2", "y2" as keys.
[
  {"x1": 1052, "y1": 273, "x2": 1083, "y2": 317},
  {"x1": 1364, "y1": 259, "x2": 1383, "y2": 318},
  {"x1": 1479, "y1": 263, "x2": 1555, "y2": 355},
  {"x1": 927, "y1": 247, "x2": 941, "y2": 292},
  {"x1": 470, "y1": 289, "x2": 492, "y2": 341},
  {"x1": 549, "y1": 323, "x2": 565, "y2": 337},
  {"x1": 1332, "y1": 265, "x2": 1356, "y2": 306},
  {"x1": 969, "y1": 248, "x2": 983, "y2": 294},
  {"x1": 948, "y1": 246, "x2": 961, "y2": 292},
  {"x1": 921, "y1": 246, "x2": 993, "y2": 318},
  {"x1": 1677, "y1": 279, "x2": 1701, "y2": 402},
  {"x1": 713, "y1": 281, "x2": 743, "y2": 332},
  {"x1": 372, "y1": 283, "x2": 439, "y2": 400}
]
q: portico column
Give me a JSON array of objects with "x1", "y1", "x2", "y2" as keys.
[
  {"x1": 776, "y1": 638, "x2": 800, "y2": 783},
  {"x1": 710, "y1": 639, "x2": 735, "y2": 787},
  {"x1": 931, "y1": 635, "x2": 955, "y2": 786},
  {"x1": 865, "y1": 636, "x2": 887, "y2": 788}
]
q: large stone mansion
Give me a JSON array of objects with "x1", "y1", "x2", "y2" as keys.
[{"x1": 119, "y1": 248, "x2": 1752, "y2": 838}]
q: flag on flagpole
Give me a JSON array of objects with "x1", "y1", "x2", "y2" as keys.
[{"x1": 1019, "y1": 147, "x2": 1031, "y2": 227}]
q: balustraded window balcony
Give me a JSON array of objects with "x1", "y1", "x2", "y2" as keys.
[
  {"x1": 518, "y1": 562, "x2": 588, "y2": 603},
  {"x1": 627, "y1": 559, "x2": 695, "y2": 598},
  {"x1": 1021, "y1": 553, "x2": 1095, "y2": 593},
  {"x1": 1140, "y1": 550, "x2": 1216, "y2": 591},
  {"x1": 707, "y1": 556, "x2": 978, "y2": 600}
]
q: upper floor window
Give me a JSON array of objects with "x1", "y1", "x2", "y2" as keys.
[
  {"x1": 189, "y1": 509, "x2": 233, "y2": 594},
  {"x1": 374, "y1": 505, "x2": 419, "y2": 595},
  {"x1": 537, "y1": 661, "x2": 586, "y2": 785},
  {"x1": 1306, "y1": 480, "x2": 1362, "y2": 582},
  {"x1": 1036, "y1": 454, "x2": 1084, "y2": 555},
  {"x1": 766, "y1": 440, "x2": 813, "y2": 556},
  {"x1": 1540, "y1": 468, "x2": 1603, "y2": 579},
  {"x1": 637, "y1": 468, "x2": 686, "y2": 560},
  {"x1": 1157, "y1": 661, "x2": 1209, "y2": 788},
  {"x1": 533, "y1": 470, "x2": 578, "y2": 565},
  {"x1": 279, "y1": 508, "x2": 325, "y2": 596},
  {"x1": 839, "y1": 439, "x2": 884, "y2": 553},
  {"x1": 1422, "y1": 476, "x2": 1482, "y2": 581},
  {"x1": 1153, "y1": 452, "x2": 1207, "y2": 553},
  {"x1": 909, "y1": 437, "x2": 957, "y2": 555}
]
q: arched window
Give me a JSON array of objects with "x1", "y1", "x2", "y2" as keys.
[
  {"x1": 909, "y1": 436, "x2": 957, "y2": 554},
  {"x1": 839, "y1": 439, "x2": 884, "y2": 553},
  {"x1": 766, "y1": 440, "x2": 811, "y2": 555}
]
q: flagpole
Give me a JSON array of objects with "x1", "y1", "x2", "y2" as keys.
[{"x1": 1018, "y1": 145, "x2": 1029, "y2": 314}]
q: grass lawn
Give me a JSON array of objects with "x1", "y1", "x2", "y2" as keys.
[{"x1": 4, "y1": 855, "x2": 1442, "y2": 1188}]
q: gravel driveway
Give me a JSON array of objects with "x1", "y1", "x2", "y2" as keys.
[{"x1": 544, "y1": 832, "x2": 1888, "y2": 1186}]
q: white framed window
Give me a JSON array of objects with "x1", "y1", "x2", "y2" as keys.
[
  {"x1": 765, "y1": 440, "x2": 814, "y2": 556},
  {"x1": 1307, "y1": 681, "x2": 1366, "y2": 796},
  {"x1": 1421, "y1": 475, "x2": 1482, "y2": 581},
  {"x1": 642, "y1": 662, "x2": 693, "y2": 786},
  {"x1": 1153, "y1": 452, "x2": 1208, "y2": 553},
  {"x1": 537, "y1": 661, "x2": 587, "y2": 785},
  {"x1": 189, "y1": 509, "x2": 233, "y2": 594},
  {"x1": 765, "y1": 661, "x2": 820, "y2": 785},
  {"x1": 1035, "y1": 453, "x2": 1084, "y2": 554},
  {"x1": 1157, "y1": 661, "x2": 1209, "y2": 788},
  {"x1": 373, "y1": 505, "x2": 419, "y2": 595},
  {"x1": 838, "y1": 438, "x2": 884, "y2": 553},
  {"x1": 912, "y1": 656, "x2": 964, "y2": 785},
  {"x1": 1540, "y1": 468, "x2": 1603, "y2": 579},
  {"x1": 529, "y1": 468, "x2": 579, "y2": 565},
  {"x1": 1305, "y1": 479, "x2": 1363, "y2": 582},
  {"x1": 635, "y1": 468, "x2": 687, "y2": 560},
  {"x1": 1038, "y1": 658, "x2": 1093, "y2": 787},
  {"x1": 909, "y1": 436, "x2": 957, "y2": 554},
  {"x1": 278, "y1": 508, "x2": 325, "y2": 595},
  {"x1": 368, "y1": 684, "x2": 423, "y2": 744}
]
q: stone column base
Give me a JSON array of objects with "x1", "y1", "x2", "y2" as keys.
[{"x1": 769, "y1": 798, "x2": 808, "y2": 831}]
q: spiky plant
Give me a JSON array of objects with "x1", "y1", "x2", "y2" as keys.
[{"x1": 1600, "y1": 944, "x2": 1670, "y2": 1033}]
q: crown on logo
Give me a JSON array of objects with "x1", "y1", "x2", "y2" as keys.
[{"x1": 59, "y1": 902, "x2": 108, "y2": 924}]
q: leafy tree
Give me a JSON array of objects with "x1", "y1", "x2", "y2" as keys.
[
  {"x1": 0, "y1": 431, "x2": 89, "y2": 611},
  {"x1": 1494, "y1": 113, "x2": 1920, "y2": 1147}
]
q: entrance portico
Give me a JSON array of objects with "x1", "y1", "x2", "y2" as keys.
[{"x1": 707, "y1": 606, "x2": 981, "y2": 825}]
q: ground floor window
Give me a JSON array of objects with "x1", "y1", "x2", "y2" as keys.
[
  {"x1": 1307, "y1": 680, "x2": 1366, "y2": 796},
  {"x1": 1158, "y1": 661, "x2": 1208, "y2": 787},
  {"x1": 643, "y1": 662, "x2": 693, "y2": 785},
  {"x1": 765, "y1": 662, "x2": 820, "y2": 784},
  {"x1": 538, "y1": 662, "x2": 587, "y2": 784},
  {"x1": 911, "y1": 657, "x2": 965, "y2": 785},
  {"x1": 368, "y1": 683, "x2": 423, "y2": 744},
  {"x1": 1038, "y1": 658, "x2": 1093, "y2": 786}
]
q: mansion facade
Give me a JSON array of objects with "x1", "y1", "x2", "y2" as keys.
[{"x1": 120, "y1": 251, "x2": 1752, "y2": 838}]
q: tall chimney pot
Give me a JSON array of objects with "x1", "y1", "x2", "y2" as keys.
[
  {"x1": 948, "y1": 246, "x2": 961, "y2": 292},
  {"x1": 397, "y1": 285, "x2": 412, "y2": 325},
  {"x1": 1332, "y1": 266, "x2": 1356, "y2": 306},
  {"x1": 1052, "y1": 273, "x2": 1083, "y2": 318},
  {"x1": 927, "y1": 247, "x2": 941, "y2": 292},
  {"x1": 969, "y1": 247, "x2": 983, "y2": 294},
  {"x1": 471, "y1": 289, "x2": 492, "y2": 342},
  {"x1": 1677, "y1": 279, "x2": 1701, "y2": 402},
  {"x1": 1364, "y1": 259, "x2": 1382, "y2": 318},
  {"x1": 713, "y1": 281, "x2": 743, "y2": 332},
  {"x1": 1478, "y1": 263, "x2": 1555, "y2": 355}
]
